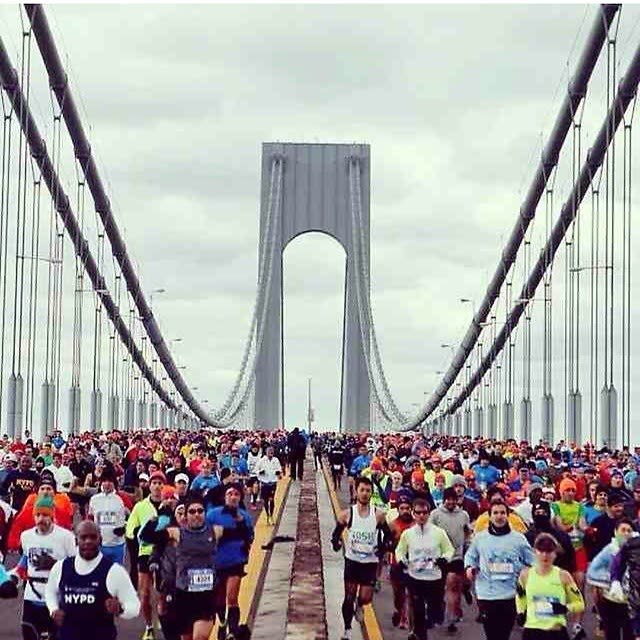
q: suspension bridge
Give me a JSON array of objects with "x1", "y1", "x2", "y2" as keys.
[
  {"x1": 0, "y1": 4, "x2": 637, "y2": 638},
  {"x1": 0, "y1": 4, "x2": 637, "y2": 447}
]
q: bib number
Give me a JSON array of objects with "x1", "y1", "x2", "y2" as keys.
[
  {"x1": 98, "y1": 512, "x2": 117, "y2": 527},
  {"x1": 187, "y1": 568, "x2": 214, "y2": 592},
  {"x1": 532, "y1": 596, "x2": 557, "y2": 618},
  {"x1": 488, "y1": 562, "x2": 513, "y2": 579}
]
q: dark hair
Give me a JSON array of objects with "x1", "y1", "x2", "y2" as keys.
[
  {"x1": 443, "y1": 487, "x2": 457, "y2": 501},
  {"x1": 534, "y1": 532, "x2": 559, "y2": 552},
  {"x1": 489, "y1": 499, "x2": 508, "y2": 514},
  {"x1": 184, "y1": 493, "x2": 205, "y2": 510},
  {"x1": 355, "y1": 476, "x2": 373, "y2": 490},
  {"x1": 616, "y1": 517, "x2": 635, "y2": 530},
  {"x1": 412, "y1": 498, "x2": 430, "y2": 511},
  {"x1": 220, "y1": 468, "x2": 232, "y2": 481}
]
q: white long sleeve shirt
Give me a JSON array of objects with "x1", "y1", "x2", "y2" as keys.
[
  {"x1": 45, "y1": 552, "x2": 140, "y2": 619},
  {"x1": 256, "y1": 456, "x2": 282, "y2": 484},
  {"x1": 88, "y1": 492, "x2": 128, "y2": 547}
]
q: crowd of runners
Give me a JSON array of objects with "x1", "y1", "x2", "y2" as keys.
[
  {"x1": 0, "y1": 426, "x2": 638, "y2": 640},
  {"x1": 317, "y1": 432, "x2": 640, "y2": 640},
  {"x1": 0, "y1": 426, "x2": 308, "y2": 640}
]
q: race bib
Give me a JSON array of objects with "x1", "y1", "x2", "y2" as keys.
[
  {"x1": 411, "y1": 557, "x2": 437, "y2": 576},
  {"x1": 351, "y1": 542, "x2": 375, "y2": 556},
  {"x1": 532, "y1": 596, "x2": 556, "y2": 618},
  {"x1": 187, "y1": 568, "x2": 215, "y2": 592},
  {"x1": 488, "y1": 562, "x2": 513, "y2": 579},
  {"x1": 98, "y1": 511, "x2": 117, "y2": 526}
]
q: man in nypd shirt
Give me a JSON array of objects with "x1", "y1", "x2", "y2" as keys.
[{"x1": 45, "y1": 520, "x2": 139, "y2": 640}]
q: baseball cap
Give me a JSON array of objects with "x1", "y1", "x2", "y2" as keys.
[
  {"x1": 138, "y1": 473, "x2": 150, "y2": 482},
  {"x1": 149, "y1": 471, "x2": 167, "y2": 484},
  {"x1": 175, "y1": 473, "x2": 190, "y2": 485}
]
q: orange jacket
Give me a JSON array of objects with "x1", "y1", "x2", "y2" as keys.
[{"x1": 7, "y1": 493, "x2": 74, "y2": 551}]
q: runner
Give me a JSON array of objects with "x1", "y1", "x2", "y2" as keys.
[
  {"x1": 245, "y1": 442, "x2": 263, "y2": 510},
  {"x1": 516, "y1": 532, "x2": 585, "y2": 639},
  {"x1": 125, "y1": 470, "x2": 165, "y2": 640},
  {"x1": 551, "y1": 478, "x2": 588, "y2": 639},
  {"x1": 88, "y1": 467, "x2": 128, "y2": 565},
  {"x1": 429, "y1": 486, "x2": 471, "y2": 632},
  {"x1": 16, "y1": 494, "x2": 76, "y2": 640},
  {"x1": 256, "y1": 446, "x2": 282, "y2": 525},
  {"x1": 464, "y1": 499, "x2": 534, "y2": 640},
  {"x1": 45, "y1": 520, "x2": 140, "y2": 640},
  {"x1": 387, "y1": 492, "x2": 415, "y2": 629},
  {"x1": 328, "y1": 440, "x2": 345, "y2": 491},
  {"x1": 587, "y1": 517, "x2": 634, "y2": 640},
  {"x1": 208, "y1": 484, "x2": 254, "y2": 640},
  {"x1": 395, "y1": 497, "x2": 454, "y2": 639},
  {"x1": 331, "y1": 475, "x2": 391, "y2": 640},
  {"x1": 141, "y1": 494, "x2": 222, "y2": 640}
]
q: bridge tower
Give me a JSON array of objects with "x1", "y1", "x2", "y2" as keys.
[{"x1": 254, "y1": 142, "x2": 371, "y2": 432}]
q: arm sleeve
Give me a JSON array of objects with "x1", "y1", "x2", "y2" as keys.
[
  {"x1": 438, "y1": 528, "x2": 455, "y2": 561},
  {"x1": 610, "y1": 548, "x2": 626, "y2": 582},
  {"x1": 45, "y1": 560, "x2": 63, "y2": 614},
  {"x1": 106, "y1": 563, "x2": 141, "y2": 619},
  {"x1": 395, "y1": 531, "x2": 408, "y2": 564},
  {"x1": 125, "y1": 504, "x2": 139, "y2": 539},
  {"x1": 564, "y1": 574, "x2": 585, "y2": 614},
  {"x1": 464, "y1": 538, "x2": 479, "y2": 569}
]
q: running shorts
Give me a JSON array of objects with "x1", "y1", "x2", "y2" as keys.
[
  {"x1": 174, "y1": 588, "x2": 216, "y2": 633},
  {"x1": 217, "y1": 564, "x2": 247, "y2": 579},
  {"x1": 344, "y1": 558, "x2": 378, "y2": 587},
  {"x1": 446, "y1": 559, "x2": 465, "y2": 575}
]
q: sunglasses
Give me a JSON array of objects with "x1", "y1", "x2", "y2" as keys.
[
  {"x1": 187, "y1": 508, "x2": 205, "y2": 515},
  {"x1": 413, "y1": 510, "x2": 428, "y2": 516}
]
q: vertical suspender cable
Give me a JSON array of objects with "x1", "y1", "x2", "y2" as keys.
[{"x1": 0, "y1": 97, "x2": 12, "y2": 432}]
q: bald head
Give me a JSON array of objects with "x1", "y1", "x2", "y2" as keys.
[{"x1": 75, "y1": 520, "x2": 101, "y2": 560}]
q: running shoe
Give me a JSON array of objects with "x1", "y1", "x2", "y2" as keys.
[
  {"x1": 399, "y1": 614, "x2": 409, "y2": 630},
  {"x1": 572, "y1": 623, "x2": 586, "y2": 640},
  {"x1": 341, "y1": 629, "x2": 352, "y2": 640},
  {"x1": 392, "y1": 610, "x2": 401, "y2": 627},
  {"x1": 354, "y1": 603, "x2": 364, "y2": 623},
  {"x1": 218, "y1": 623, "x2": 227, "y2": 640},
  {"x1": 374, "y1": 579, "x2": 382, "y2": 592},
  {"x1": 141, "y1": 628, "x2": 156, "y2": 640}
]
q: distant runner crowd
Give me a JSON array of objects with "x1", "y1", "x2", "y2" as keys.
[{"x1": 0, "y1": 427, "x2": 638, "y2": 640}]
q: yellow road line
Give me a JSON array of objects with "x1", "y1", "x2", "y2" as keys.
[
  {"x1": 320, "y1": 465, "x2": 384, "y2": 640},
  {"x1": 210, "y1": 477, "x2": 291, "y2": 638}
]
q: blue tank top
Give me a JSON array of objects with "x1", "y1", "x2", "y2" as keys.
[{"x1": 59, "y1": 555, "x2": 115, "y2": 640}]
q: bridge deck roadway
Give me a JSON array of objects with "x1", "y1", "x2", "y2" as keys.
[{"x1": 0, "y1": 459, "x2": 603, "y2": 640}]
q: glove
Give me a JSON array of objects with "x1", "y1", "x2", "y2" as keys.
[
  {"x1": 435, "y1": 558, "x2": 449, "y2": 573},
  {"x1": 609, "y1": 580, "x2": 625, "y2": 601},
  {"x1": 516, "y1": 613, "x2": 526, "y2": 627},
  {"x1": 0, "y1": 580, "x2": 17, "y2": 599},
  {"x1": 331, "y1": 538, "x2": 342, "y2": 552},
  {"x1": 112, "y1": 526, "x2": 126, "y2": 537},
  {"x1": 550, "y1": 602, "x2": 568, "y2": 615}
]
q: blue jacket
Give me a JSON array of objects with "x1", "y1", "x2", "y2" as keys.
[
  {"x1": 464, "y1": 529, "x2": 534, "y2": 600},
  {"x1": 350, "y1": 455, "x2": 371, "y2": 477},
  {"x1": 587, "y1": 539, "x2": 621, "y2": 590},
  {"x1": 206, "y1": 506, "x2": 254, "y2": 569},
  {"x1": 191, "y1": 473, "x2": 221, "y2": 494}
]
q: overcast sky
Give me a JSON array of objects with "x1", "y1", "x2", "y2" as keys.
[{"x1": 1, "y1": 3, "x2": 640, "y2": 443}]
